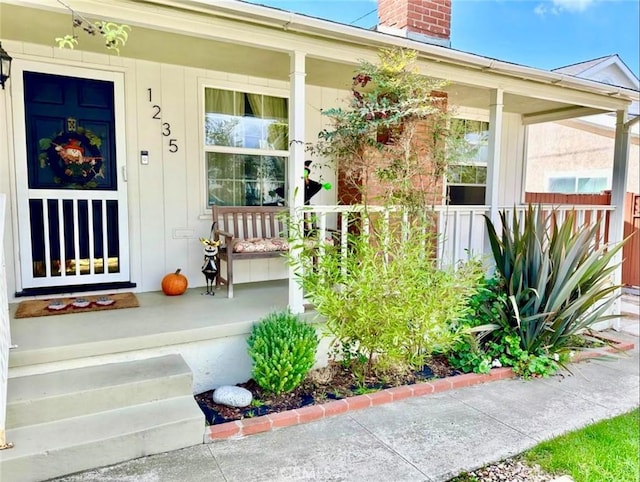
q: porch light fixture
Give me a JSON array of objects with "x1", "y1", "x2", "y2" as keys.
[{"x1": 0, "y1": 42, "x2": 12, "y2": 90}]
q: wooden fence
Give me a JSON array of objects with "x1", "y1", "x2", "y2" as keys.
[
  {"x1": 622, "y1": 193, "x2": 640, "y2": 287},
  {"x1": 525, "y1": 191, "x2": 639, "y2": 288}
]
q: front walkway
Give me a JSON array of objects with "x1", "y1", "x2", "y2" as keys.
[{"x1": 51, "y1": 302, "x2": 640, "y2": 482}]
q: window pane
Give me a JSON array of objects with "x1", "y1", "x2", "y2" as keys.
[
  {"x1": 449, "y1": 119, "x2": 489, "y2": 164},
  {"x1": 447, "y1": 165, "x2": 487, "y2": 186},
  {"x1": 448, "y1": 185, "x2": 486, "y2": 205},
  {"x1": 205, "y1": 114, "x2": 242, "y2": 147},
  {"x1": 265, "y1": 121, "x2": 288, "y2": 150},
  {"x1": 447, "y1": 165, "x2": 462, "y2": 183},
  {"x1": 474, "y1": 144, "x2": 489, "y2": 163},
  {"x1": 263, "y1": 95, "x2": 288, "y2": 150},
  {"x1": 204, "y1": 88, "x2": 288, "y2": 149},
  {"x1": 204, "y1": 89, "x2": 243, "y2": 147},
  {"x1": 208, "y1": 179, "x2": 235, "y2": 206},
  {"x1": 577, "y1": 177, "x2": 608, "y2": 193},
  {"x1": 207, "y1": 152, "x2": 286, "y2": 207},
  {"x1": 205, "y1": 89, "x2": 242, "y2": 115},
  {"x1": 244, "y1": 180, "x2": 261, "y2": 206},
  {"x1": 263, "y1": 95, "x2": 288, "y2": 121},
  {"x1": 475, "y1": 166, "x2": 487, "y2": 184},
  {"x1": 459, "y1": 165, "x2": 478, "y2": 184},
  {"x1": 549, "y1": 177, "x2": 576, "y2": 193}
]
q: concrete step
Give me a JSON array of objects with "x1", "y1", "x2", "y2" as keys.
[
  {"x1": 0, "y1": 395, "x2": 204, "y2": 482},
  {"x1": 6, "y1": 354, "x2": 194, "y2": 429}
]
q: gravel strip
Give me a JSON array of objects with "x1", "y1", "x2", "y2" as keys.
[{"x1": 450, "y1": 457, "x2": 569, "y2": 481}]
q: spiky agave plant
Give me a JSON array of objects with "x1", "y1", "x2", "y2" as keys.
[{"x1": 484, "y1": 205, "x2": 626, "y2": 355}]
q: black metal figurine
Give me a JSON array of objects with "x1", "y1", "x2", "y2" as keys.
[
  {"x1": 199, "y1": 232, "x2": 220, "y2": 296},
  {"x1": 268, "y1": 160, "x2": 331, "y2": 205}
]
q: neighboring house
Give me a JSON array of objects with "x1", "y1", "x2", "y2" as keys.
[
  {"x1": 0, "y1": 0, "x2": 638, "y2": 479},
  {"x1": 526, "y1": 55, "x2": 640, "y2": 194}
]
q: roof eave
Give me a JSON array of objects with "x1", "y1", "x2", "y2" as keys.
[
  {"x1": 152, "y1": 0, "x2": 640, "y2": 102},
  {"x1": 7, "y1": 0, "x2": 640, "y2": 103}
]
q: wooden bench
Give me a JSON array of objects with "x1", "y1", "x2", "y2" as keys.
[{"x1": 212, "y1": 205, "x2": 289, "y2": 298}]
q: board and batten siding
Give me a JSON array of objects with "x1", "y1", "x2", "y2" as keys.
[{"x1": 498, "y1": 112, "x2": 527, "y2": 205}]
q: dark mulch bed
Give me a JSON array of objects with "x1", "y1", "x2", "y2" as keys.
[{"x1": 194, "y1": 355, "x2": 460, "y2": 425}]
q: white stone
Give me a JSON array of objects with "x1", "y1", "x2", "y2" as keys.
[{"x1": 212, "y1": 385, "x2": 253, "y2": 408}]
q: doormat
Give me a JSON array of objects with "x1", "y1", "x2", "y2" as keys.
[{"x1": 14, "y1": 292, "x2": 139, "y2": 319}]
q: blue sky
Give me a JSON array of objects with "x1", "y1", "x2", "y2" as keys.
[{"x1": 244, "y1": 0, "x2": 640, "y2": 78}]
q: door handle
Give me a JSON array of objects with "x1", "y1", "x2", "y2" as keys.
[{"x1": 122, "y1": 165, "x2": 127, "y2": 182}]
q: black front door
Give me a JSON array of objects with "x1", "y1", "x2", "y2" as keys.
[{"x1": 17, "y1": 69, "x2": 130, "y2": 290}]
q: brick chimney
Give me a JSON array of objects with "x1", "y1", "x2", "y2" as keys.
[{"x1": 378, "y1": 0, "x2": 451, "y2": 47}]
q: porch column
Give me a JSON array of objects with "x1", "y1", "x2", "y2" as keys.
[
  {"x1": 485, "y1": 89, "x2": 504, "y2": 224},
  {"x1": 288, "y1": 51, "x2": 306, "y2": 314},
  {"x1": 609, "y1": 108, "x2": 631, "y2": 327}
]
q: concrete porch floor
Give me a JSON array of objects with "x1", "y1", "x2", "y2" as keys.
[{"x1": 7, "y1": 280, "x2": 294, "y2": 388}]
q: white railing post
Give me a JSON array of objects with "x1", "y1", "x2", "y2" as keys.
[{"x1": 340, "y1": 211, "x2": 348, "y2": 276}]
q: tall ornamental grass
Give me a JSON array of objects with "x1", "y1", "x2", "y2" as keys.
[{"x1": 290, "y1": 218, "x2": 482, "y2": 377}]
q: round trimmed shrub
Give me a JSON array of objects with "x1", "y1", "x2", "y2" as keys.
[{"x1": 247, "y1": 310, "x2": 318, "y2": 395}]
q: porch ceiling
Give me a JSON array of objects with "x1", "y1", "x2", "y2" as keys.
[
  {"x1": 305, "y1": 61, "x2": 598, "y2": 117},
  {"x1": 0, "y1": 3, "x2": 618, "y2": 119}
]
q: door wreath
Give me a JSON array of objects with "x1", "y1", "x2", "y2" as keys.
[{"x1": 39, "y1": 128, "x2": 104, "y2": 187}]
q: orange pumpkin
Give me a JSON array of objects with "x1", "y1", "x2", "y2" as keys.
[{"x1": 161, "y1": 269, "x2": 188, "y2": 296}]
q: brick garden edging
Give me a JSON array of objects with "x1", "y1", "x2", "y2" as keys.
[{"x1": 204, "y1": 336, "x2": 635, "y2": 442}]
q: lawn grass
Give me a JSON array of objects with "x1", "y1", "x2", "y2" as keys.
[{"x1": 525, "y1": 408, "x2": 640, "y2": 482}]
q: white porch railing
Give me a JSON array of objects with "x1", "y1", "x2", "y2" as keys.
[
  {"x1": 298, "y1": 203, "x2": 615, "y2": 269},
  {"x1": 436, "y1": 204, "x2": 613, "y2": 267}
]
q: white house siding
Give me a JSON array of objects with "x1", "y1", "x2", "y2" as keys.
[
  {"x1": 0, "y1": 40, "x2": 350, "y2": 301},
  {"x1": 587, "y1": 65, "x2": 636, "y2": 93},
  {"x1": 498, "y1": 112, "x2": 527, "y2": 205}
]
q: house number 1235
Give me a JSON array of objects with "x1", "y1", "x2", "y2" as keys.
[{"x1": 147, "y1": 88, "x2": 179, "y2": 153}]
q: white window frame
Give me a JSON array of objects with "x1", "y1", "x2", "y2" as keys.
[
  {"x1": 545, "y1": 169, "x2": 611, "y2": 194},
  {"x1": 446, "y1": 115, "x2": 490, "y2": 204},
  {"x1": 200, "y1": 80, "x2": 290, "y2": 211}
]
